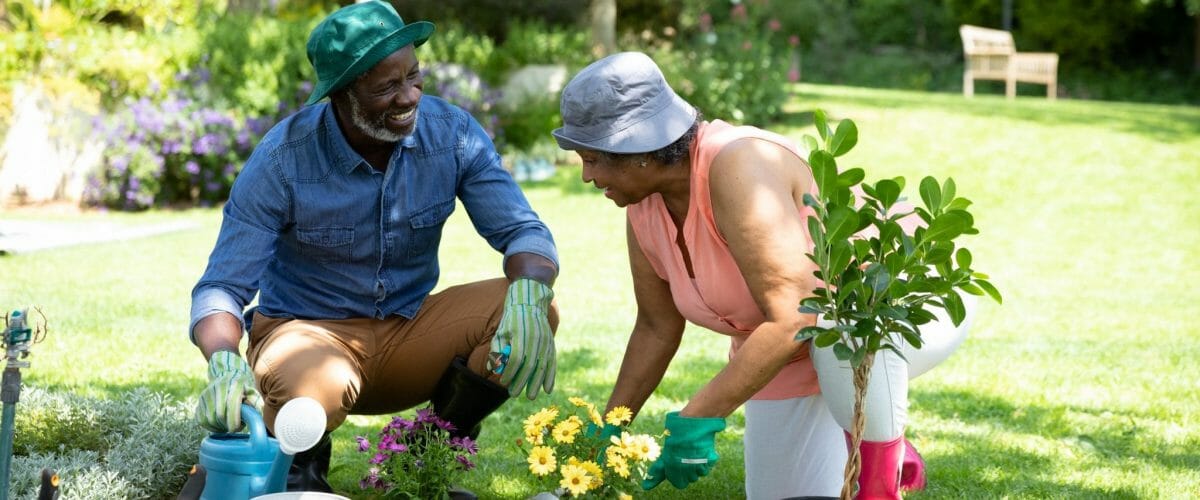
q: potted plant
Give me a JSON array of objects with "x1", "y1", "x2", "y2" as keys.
[{"x1": 796, "y1": 110, "x2": 1001, "y2": 499}]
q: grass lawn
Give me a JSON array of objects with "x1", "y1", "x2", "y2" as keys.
[{"x1": 1, "y1": 83, "x2": 1198, "y2": 499}]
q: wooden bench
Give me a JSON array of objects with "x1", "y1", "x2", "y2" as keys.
[{"x1": 959, "y1": 24, "x2": 1058, "y2": 100}]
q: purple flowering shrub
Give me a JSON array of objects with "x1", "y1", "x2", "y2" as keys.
[
  {"x1": 422, "y1": 63, "x2": 502, "y2": 143},
  {"x1": 357, "y1": 407, "x2": 478, "y2": 498},
  {"x1": 84, "y1": 67, "x2": 303, "y2": 210}
]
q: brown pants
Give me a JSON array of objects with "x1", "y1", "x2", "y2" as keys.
[{"x1": 246, "y1": 278, "x2": 558, "y2": 431}]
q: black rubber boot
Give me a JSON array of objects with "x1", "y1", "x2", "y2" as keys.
[
  {"x1": 286, "y1": 433, "x2": 334, "y2": 492},
  {"x1": 431, "y1": 357, "x2": 510, "y2": 440},
  {"x1": 431, "y1": 357, "x2": 510, "y2": 500}
]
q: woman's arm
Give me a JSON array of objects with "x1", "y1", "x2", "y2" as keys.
[
  {"x1": 680, "y1": 138, "x2": 818, "y2": 418},
  {"x1": 605, "y1": 219, "x2": 687, "y2": 419}
]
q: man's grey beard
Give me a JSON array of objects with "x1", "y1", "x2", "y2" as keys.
[{"x1": 348, "y1": 93, "x2": 413, "y2": 143}]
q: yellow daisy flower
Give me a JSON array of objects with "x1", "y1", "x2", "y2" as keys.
[
  {"x1": 569, "y1": 457, "x2": 605, "y2": 489},
  {"x1": 606, "y1": 454, "x2": 631, "y2": 479},
  {"x1": 568, "y1": 396, "x2": 590, "y2": 407},
  {"x1": 587, "y1": 406, "x2": 604, "y2": 427},
  {"x1": 630, "y1": 434, "x2": 661, "y2": 462},
  {"x1": 605, "y1": 406, "x2": 633, "y2": 426},
  {"x1": 559, "y1": 464, "x2": 592, "y2": 497},
  {"x1": 552, "y1": 419, "x2": 582, "y2": 444},
  {"x1": 527, "y1": 446, "x2": 557, "y2": 476},
  {"x1": 524, "y1": 407, "x2": 560, "y2": 429},
  {"x1": 618, "y1": 493, "x2": 633, "y2": 500}
]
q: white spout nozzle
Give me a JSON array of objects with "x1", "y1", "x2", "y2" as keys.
[{"x1": 274, "y1": 397, "x2": 327, "y2": 455}]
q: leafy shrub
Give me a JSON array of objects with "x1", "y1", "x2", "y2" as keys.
[
  {"x1": 198, "y1": 10, "x2": 322, "y2": 119},
  {"x1": 657, "y1": 0, "x2": 791, "y2": 125},
  {"x1": 7, "y1": 387, "x2": 207, "y2": 499}
]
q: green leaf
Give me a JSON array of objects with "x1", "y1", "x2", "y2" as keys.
[
  {"x1": 853, "y1": 318, "x2": 876, "y2": 337},
  {"x1": 900, "y1": 328, "x2": 922, "y2": 349},
  {"x1": 802, "y1": 193, "x2": 821, "y2": 209},
  {"x1": 874, "y1": 179, "x2": 901, "y2": 209},
  {"x1": 946, "y1": 197, "x2": 973, "y2": 211},
  {"x1": 919, "y1": 176, "x2": 942, "y2": 213},
  {"x1": 923, "y1": 211, "x2": 972, "y2": 243},
  {"x1": 864, "y1": 263, "x2": 891, "y2": 293},
  {"x1": 807, "y1": 216, "x2": 825, "y2": 249},
  {"x1": 830, "y1": 118, "x2": 859, "y2": 157},
  {"x1": 814, "y1": 109, "x2": 829, "y2": 141},
  {"x1": 816, "y1": 331, "x2": 842, "y2": 348},
  {"x1": 802, "y1": 135, "x2": 819, "y2": 156},
  {"x1": 798, "y1": 297, "x2": 825, "y2": 314},
  {"x1": 828, "y1": 240, "x2": 854, "y2": 278},
  {"x1": 826, "y1": 207, "x2": 860, "y2": 242},
  {"x1": 795, "y1": 326, "x2": 825, "y2": 341},
  {"x1": 850, "y1": 346, "x2": 867, "y2": 367},
  {"x1": 976, "y1": 279, "x2": 1003, "y2": 304},
  {"x1": 925, "y1": 242, "x2": 953, "y2": 264},
  {"x1": 837, "y1": 168, "x2": 865, "y2": 188},
  {"x1": 809, "y1": 151, "x2": 837, "y2": 197},
  {"x1": 955, "y1": 247, "x2": 973, "y2": 269},
  {"x1": 941, "y1": 178, "x2": 957, "y2": 209},
  {"x1": 833, "y1": 342, "x2": 854, "y2": 361},
  {"x1": 958, "y1": 283, "x2": 985, "y2": 296},
  {"x1": 943, "y1": 291, "x2": 966, "y2": 326}
]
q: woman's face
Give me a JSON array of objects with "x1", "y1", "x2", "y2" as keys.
[{"x1": 578, "y1": 150, "x2": 653, "y2": 207}]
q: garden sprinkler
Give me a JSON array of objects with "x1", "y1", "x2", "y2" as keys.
[{"x1": 0, "y1": 308, "x2": 48, "y2": 500}]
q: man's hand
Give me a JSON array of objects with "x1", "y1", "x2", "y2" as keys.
[
  {"x1": 642, "y1": 411, "x2": 726, "y2": 490},
  {"x1": 195, "y1": 350, "x2": 262, "y2": 433},
  {"x1": 489, "y1": 278, "x2": 556, "y2": 400}
]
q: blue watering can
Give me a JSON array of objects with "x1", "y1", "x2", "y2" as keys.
[{"x1": 198, "y1": 404, "x2": 291, "y2": 499}]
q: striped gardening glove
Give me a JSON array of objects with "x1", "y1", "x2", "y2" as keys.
[
  {"x1": 195, "y1": 350, "x2": 262, "y2": 433},
  {"x1": 488, "y1": 278, "x2": 556, "y2": 400}
]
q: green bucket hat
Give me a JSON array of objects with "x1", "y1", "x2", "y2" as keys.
[{"x1": 304, "y1": 1, "x2": 435, "y2": 105}]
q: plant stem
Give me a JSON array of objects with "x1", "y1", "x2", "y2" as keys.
[{"x1": 841, "y1": 352, "x2": 875, "y2": 500}]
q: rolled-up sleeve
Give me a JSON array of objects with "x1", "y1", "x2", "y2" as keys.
[
  {"x1": 456, "y1": 116, "x2": 559, "y2": 269},
  {"x1": 189, "y1": 145, "x2": 290, "y2": 342}
]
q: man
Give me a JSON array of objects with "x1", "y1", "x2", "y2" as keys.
[{"x1": 189, "y1": 1, "x2": 559, "y2": 493}]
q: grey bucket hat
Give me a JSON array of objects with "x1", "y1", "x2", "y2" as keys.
[{"x1": 552, "y1": 52, "x2": 697, "y2": 154}]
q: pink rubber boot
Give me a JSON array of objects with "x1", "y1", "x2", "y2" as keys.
[
  {"x1": 899, "y1": 438, "x2": 927, "y2": 491},
  {"x1": 845, "y1": 432, "x2": 903, "y2": 500}
]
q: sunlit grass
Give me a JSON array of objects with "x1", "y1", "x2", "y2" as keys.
[{"x1": 1, "y1": 83, "x2": 1197, "y2": 498}]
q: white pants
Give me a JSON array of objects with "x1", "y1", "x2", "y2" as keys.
[{"x1": 743, "y1": 294, "x2": 976, "y2": 499}]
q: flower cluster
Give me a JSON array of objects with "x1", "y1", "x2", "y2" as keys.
[
  {"x1": 357, "y1": 407, "x2": 478, "y2": 499},
  {"x1": 520, "y1": 397, "x2": 661, "y2": 499}
]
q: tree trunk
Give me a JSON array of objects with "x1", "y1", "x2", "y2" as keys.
[
  {"x1": 589, "y1": 0, "x2": 616, "y2": 58},
  {"x1": 1194, "y1": 14, "x2": 1199, "y2": 74},
  {"x1": 0, "y1": 0, "x2": 10, "y2": 31},
  {"x1": 841, "y1": 354, "x2": 874, "y2": 500}
]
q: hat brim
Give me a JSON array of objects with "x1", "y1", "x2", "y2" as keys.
[
  {"x1": 552, "y1": 90, "x2": 696, "y2": 154},
  {"x1": 305, "y1": 21, "x2": 435, "y2": 106}
]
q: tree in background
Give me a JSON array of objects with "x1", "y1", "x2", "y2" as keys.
[{"x1": 590, "y1": 0, "x2": 616, "y2": 57}]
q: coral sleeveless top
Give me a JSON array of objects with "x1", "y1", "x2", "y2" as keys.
[{"x1": 627, "y1": 120, "x2": 820, "y2": 400}]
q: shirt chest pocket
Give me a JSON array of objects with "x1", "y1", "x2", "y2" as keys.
[
  {"x1": 406, "y1": 199, "x2": 455, "y2": 258},
  {"x1": 296, "y1": 226, "x2": 355, "y2": 263}
]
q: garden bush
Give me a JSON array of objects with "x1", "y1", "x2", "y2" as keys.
[
  {"x1": 655, "y1": 0, "x2": 792, "y2": 126},
  {"x1": 7, "y1": 387, "x2": 206, "y2": 499}
]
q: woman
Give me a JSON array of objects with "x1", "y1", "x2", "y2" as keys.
[{"x1": 552, "y1": 51, "x2": 975, "y2": 499}]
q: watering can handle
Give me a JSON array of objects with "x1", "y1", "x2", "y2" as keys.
[{"x1": 241, "y1": 403, "x2": 269, "y2": 450}]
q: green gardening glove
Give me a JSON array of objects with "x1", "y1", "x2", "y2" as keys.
[
  {"x1": 489, "y1": 278, "x2": 556, "y2": 400},
  {"x1": 586, "y1": 422, "x2": 623, "y2": 464},
  {"x1": 195, "y1": 350, "x2": 262, "y2": 433},
  {"x1": 642, "y1": 411, "x2": 726, "y2": 491}
]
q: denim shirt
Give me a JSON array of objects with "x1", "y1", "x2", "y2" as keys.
[{"x1": 189, "y1": 97, "x2": 557, "y2": 340}]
